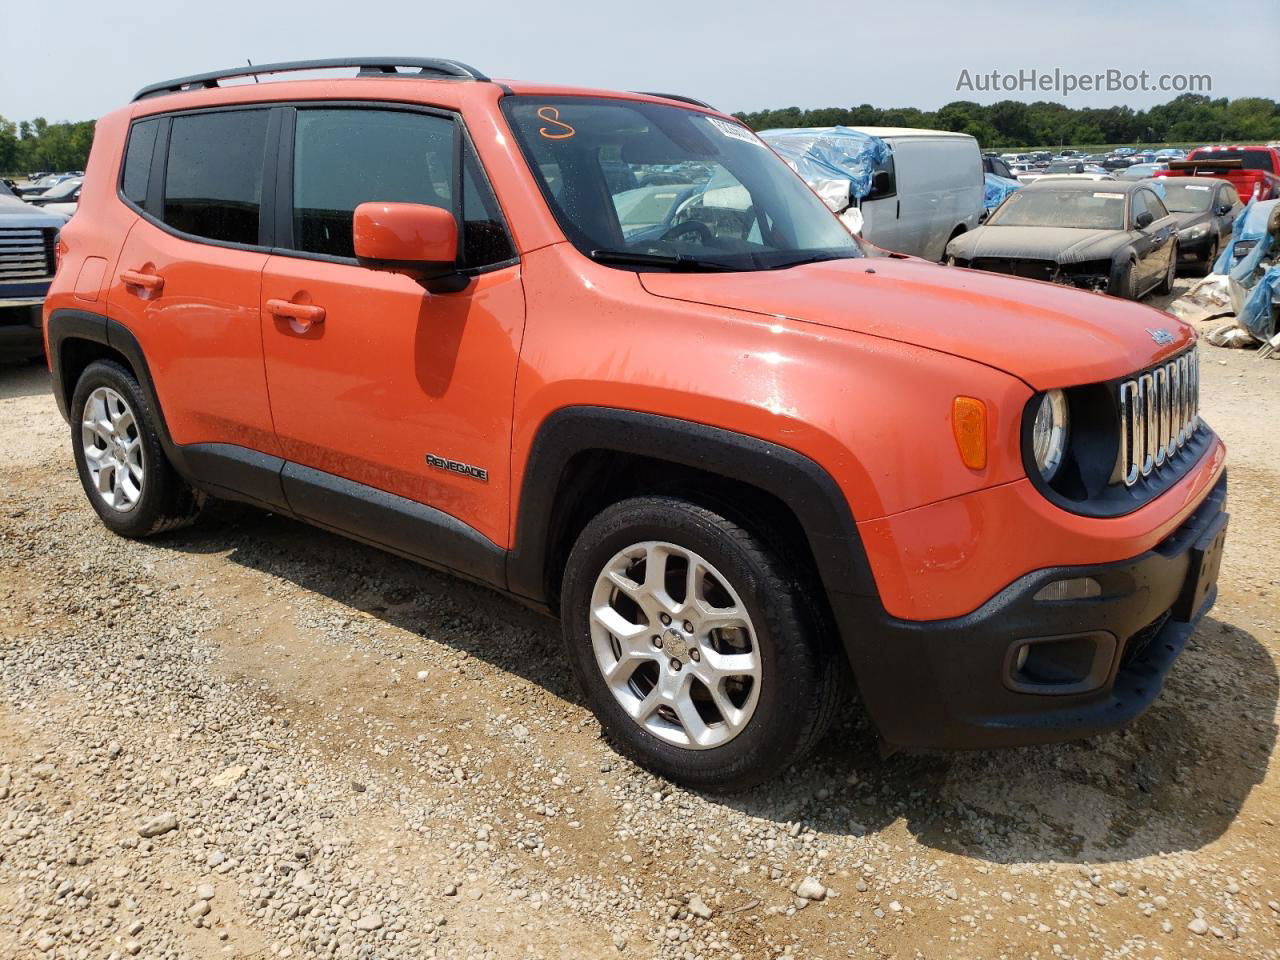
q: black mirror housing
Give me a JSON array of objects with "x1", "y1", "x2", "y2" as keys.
[{"x1": 1135, "y1": 212, "x2": 1154, "y2": 229}]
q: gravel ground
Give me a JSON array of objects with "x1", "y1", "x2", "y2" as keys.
[{"x1": 2, "y1": 288, "x2": 1279, "y2": 959}]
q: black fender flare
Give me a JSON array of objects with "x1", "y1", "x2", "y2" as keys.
[{"x1": 505, "y1": 406, "x2": 881, "y2": 613}]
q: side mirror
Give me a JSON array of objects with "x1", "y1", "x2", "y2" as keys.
[
  {"x1": 868, "y1": 170, "x2": 893, "y2": 199},
  {"x1": 1214, "y1": 204, "x2": 1232, "y2": 216},
  {"x1": 1134, "y1": 211, "x2": 1154, "y2": 229},
  {"x1": 353, "y1": 202, "x2": 463, "y2": 290}
]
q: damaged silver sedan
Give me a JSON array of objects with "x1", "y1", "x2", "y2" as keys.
[{"x1": 946, "y1": 180, "x2": 1178, "y2": 300}]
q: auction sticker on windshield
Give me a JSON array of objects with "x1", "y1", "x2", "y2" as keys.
[
  {"x1": 1094, "y1": 192, "x2": 1125, "y2": 199},
  {"x1": 706, "y1": 117, "x2": 765, "y2": 147}
]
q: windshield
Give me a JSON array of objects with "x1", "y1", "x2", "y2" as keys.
[
  {"x1": 501, "y1": 96, "x2": 861, "y2": 271},
  {"x1": 988, "y1": 188, "x2": 1126, "y2": 230},
  {"x1": 1161, "y1": 181, "x2": 1215, "y2": 213}
]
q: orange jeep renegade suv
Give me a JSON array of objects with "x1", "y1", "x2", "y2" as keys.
[{"x1": 46, "y1": 59, "x2": 1228, "y2": 790}]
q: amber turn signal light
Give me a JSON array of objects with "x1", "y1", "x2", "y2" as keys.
[{"x1": 952, "y1": 397, "x2": 987, "y2": 470}]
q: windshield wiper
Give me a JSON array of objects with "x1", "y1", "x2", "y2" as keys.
[
  {"x1": 763, "y1": 251, "x2": 861, "y2": 270},
  {"x1": 588, "y1": 250, "x2": 739, "y2": 272}
]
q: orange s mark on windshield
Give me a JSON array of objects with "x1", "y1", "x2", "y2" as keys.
[{"x1": 537, "y1": 106, "x2": 576, "y2": 140}]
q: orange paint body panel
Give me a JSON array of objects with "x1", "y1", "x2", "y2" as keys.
[
  {"x1": 260, "y1": 255, "x2": 525, "y2": 546},
  {"x1": 860, "y1": 436, "x2": 1226, "y2": 620}
]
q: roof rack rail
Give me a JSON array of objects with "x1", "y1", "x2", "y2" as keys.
[
  {"x1": 633, "y1": 91, "x2": 717, "y2": 111},
  {"x1": 133, "y1": 57, "x2": 490, "y2": 102}
]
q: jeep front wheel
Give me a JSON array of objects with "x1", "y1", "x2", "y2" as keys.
[{"x1": 560, "y1": 497, "x2": 841, "y2": 791}]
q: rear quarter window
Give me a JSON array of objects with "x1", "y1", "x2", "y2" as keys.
[{"x1": 120, "y1": 118, "x2": 160, "y2": 209}]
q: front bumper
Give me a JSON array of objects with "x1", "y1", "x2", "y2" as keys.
[
  {"x1": 0, "y1": 304, "x2": 44, "y2": 360},
  {"x1": 1177, "y1": 233, "x2": 1215, "y2": 261},
  {"x1": 838, "y1": 472, "x2": 1228, "y2": 751}
]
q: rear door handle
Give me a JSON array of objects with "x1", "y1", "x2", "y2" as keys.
[
  {"x1": 266, "y1": 297, "x2": 326, "y2": 333},
  {"x1": 119, "y1": 269, "x2": 164, "y2": 293}
]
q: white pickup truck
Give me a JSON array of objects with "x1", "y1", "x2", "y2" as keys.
[{"x1": 0, "y1": 180, "x2": 66, "y2": 361}]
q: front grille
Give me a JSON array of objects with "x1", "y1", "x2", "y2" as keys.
[
  {"x1": 1118, "y1": 346, "x2": 1200, "y2": 488},
  {"x1": 0, "y1": 226, "x2": 57, "y2": 282},
  {"x1": 970, "y1": 257, "x2": 1058, "y2": 282}
]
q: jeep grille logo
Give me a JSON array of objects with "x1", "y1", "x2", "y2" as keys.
[
  {"x1": 425, "y1": 454, "x2": 488, "y2": 482},
  {"x1": 1146, "y1": 327, "x2": 1176, "y2": 346}
]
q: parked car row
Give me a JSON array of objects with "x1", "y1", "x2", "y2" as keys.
[{"x1": 946, "y1": 175, "x2": 1245, "y2": 299}]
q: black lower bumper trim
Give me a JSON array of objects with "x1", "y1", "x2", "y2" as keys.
[{"x1": 834, "y1": 471, "x2": 1228, "y2": 751}]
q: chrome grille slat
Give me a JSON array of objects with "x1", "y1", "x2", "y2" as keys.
[
  {"x1": 1119, "y1": 346, "x2": 1199, "y2": 488},
  {"x1": 0, "y1": 226, "x2": 57, "y2": 282}
]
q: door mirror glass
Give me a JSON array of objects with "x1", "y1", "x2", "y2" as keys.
[
  {"x1": 867, "y1": 169, "x2": 894, "y2": 200},
  {"x1": 353, "y1": 202, "x2": 458, "y2": 279},
  {"x1": 1134, "y1": 211, "x2": 1154, "y2": 229}
]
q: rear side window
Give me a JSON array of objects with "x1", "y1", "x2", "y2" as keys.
[
  {"x1": 163, "y1": 110, "x2": 269, "y2": 245},
  {"x1": 121, "y1": 118, "x2": 159, "y2": 209}
]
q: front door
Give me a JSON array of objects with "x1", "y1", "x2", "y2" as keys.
[{"x1": 260, "y1": 105, "x2": 524, "y2": 549}]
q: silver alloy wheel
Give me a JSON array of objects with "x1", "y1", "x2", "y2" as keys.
[
  {"x1": 588, "y1": 541, "x2": 762, "y2": 750},
  {"x1": 80, "y1": 386, "x2": 145, "y2": 513}
]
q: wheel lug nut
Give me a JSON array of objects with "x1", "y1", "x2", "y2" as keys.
[
  {"x1": 659, "y1": 613, "x2": 671, "y2": 626},
  {"x1": 652, "y1": 636, "x2": 663, "y2": 648},
  {"x1": 689, "y1": 648, "x2": 700, "y2": 662},
  {"x1": 670, "y1": 659, "x2": 682, "y2": 671},
  {"x1": 682, "y1": 621, "x2": 693, "y2": 633}
]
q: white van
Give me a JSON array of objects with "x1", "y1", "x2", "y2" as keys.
[{"x1": 849, "y1": 127, "x2": 984, "y2": 261}]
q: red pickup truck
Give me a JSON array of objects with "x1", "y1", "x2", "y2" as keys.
[{"x1": 1158, "y1": 145, "x2": 1280, "y2": 201}]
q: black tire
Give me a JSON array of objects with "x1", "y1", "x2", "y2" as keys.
[
  {"x1": 1156, "y1": 242, "x2": 1177, "y2": 295},
  {"x1": 560, "y1": 496, "x2": 842, "y2": 792},
  {"x1": 70, "y1": 359, "x2": 204, "y2": 538},
  {"x1": 1200, "y1": 238, "x2": 1219, "y2": 276},
  {"x1": 1115, "y1": 259, "x2": 1139, "y2": 300}
]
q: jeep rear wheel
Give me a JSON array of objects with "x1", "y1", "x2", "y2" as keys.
[
  {"x1": 70, "y1": 360, "x2": 204, "y2": 538},
  {"x1": 561, "y1": 496, "x2": 841, "y2": 791}
]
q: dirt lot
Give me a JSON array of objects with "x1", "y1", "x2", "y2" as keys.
[{"x1": 2, "y1": 289, "x2": 1279, "y2": 959}]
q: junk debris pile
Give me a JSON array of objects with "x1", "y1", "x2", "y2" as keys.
[{"x1": 1168, "y1": 197, "x2": 1280, "y2": 357}]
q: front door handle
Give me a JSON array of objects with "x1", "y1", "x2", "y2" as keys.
[
  {"x1": 119, "y1": 269, "x2": 164, "y2": 293},
  {"x1": 266, "y1": 298, "x2": 326, "y2": 333}
]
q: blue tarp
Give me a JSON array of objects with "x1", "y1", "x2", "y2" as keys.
[
  {"x1": 1212, "y1": 197, "x2": 1279, "y2": 341},
  {"x1": 984, "y1": 173, "x2": 1021, "y2": 210},
  {"x1": 1214, "y1": 197, "x2": 1278, "y2": 277},
  {"x1": 758, "y1": 126, "x2": 893, "y2": 211},
  {"x1": 1238, "y1": 266, "x2": 1280, "y2": 340}
]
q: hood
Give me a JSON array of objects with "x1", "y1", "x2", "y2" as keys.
[
  {"x1": 639, "y1": 256, "x2": 1192, "y2": 389},
  {"x1": 0, "y1": 196, "x2": 66, "y2": 226},
  {"x1": 948, "y1": 225, "x2": 1128, "y2": 264},
  {"x1": 1168, "y1": 209, "x2": 1210, "y2": 230}
]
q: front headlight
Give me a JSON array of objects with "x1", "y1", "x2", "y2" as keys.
[
  {"x1": 1180, "y1": 223, "x2": 1210, "y2": 240},
  {"x1": 1031, "y1": 390, "x2": 1070, "y2": 481}
]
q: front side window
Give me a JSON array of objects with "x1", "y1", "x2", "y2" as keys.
[
  {"x1": 292, "y1": 108, "x2": 455, "y2": 259},
  {"x1": 501, "y1": 96, "x2": 860, "y2": 271},
  {"x1": 163, "y1": 110, "x2": 269, "y2": 245},
  {"x1": 290, "y1": 108, "x2": 514, "y2": 268}
]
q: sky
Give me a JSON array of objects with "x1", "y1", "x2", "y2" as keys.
[{"x1": 3, "y1": 0, "x2": 1278, "y2": 122}]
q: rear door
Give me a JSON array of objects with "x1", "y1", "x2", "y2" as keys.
[
  {"x1": 107, "y1": 107, "x2": 279, "y2": 455},
  {"x1": 259, "y1": 104, "x2": 524, "y2": 550}
]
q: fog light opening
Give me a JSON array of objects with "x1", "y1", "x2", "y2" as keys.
[
  {"x1": 1033, "y1": 576, "x2": 1102, "y2": 602},
  {"x1": 1005, "y1": 631, "x2": 1118, "y2": 696}
]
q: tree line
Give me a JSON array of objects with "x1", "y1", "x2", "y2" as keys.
[
  {"x1": 0, "y1": 116, "x2": 96, "y2": 175},
  {"x1": 734, "y1": 94, "x2": 1280, "y2": 149},
  {"x1": 2, "y1": 93, "x2": 1278, "y2": 175}
]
